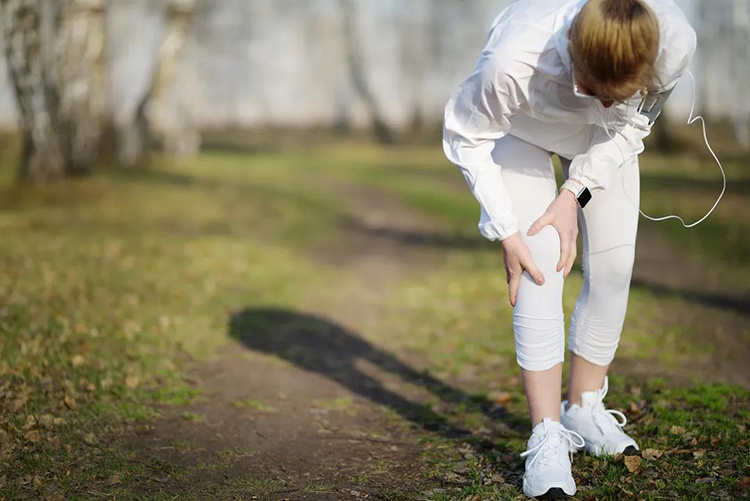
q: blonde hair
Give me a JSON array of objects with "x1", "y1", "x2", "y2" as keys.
[{"x1": 570, "y1": 0, "x2": 660, "y2": 102}]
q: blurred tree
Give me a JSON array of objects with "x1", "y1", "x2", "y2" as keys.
[
  {"x1": 119, "y1": 0, "x2": 198, "y2": 168},
  {"x1": 400, "y1": 1, "x2": 427, "y2": 137},
  {"x1": 58, "y1": 0, "x2": 107, "y2": 175},
  {"x1": 0, "y1": 0, "x2": 107, "y2": 182},
  {"x1": 732, "y1": 0, "x2": 750, "y2": 149},
  {"x1": 338, "y1": 0, "x2": 393, "y2": 144}
]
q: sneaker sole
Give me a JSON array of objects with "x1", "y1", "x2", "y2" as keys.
[
  {"x1": 584, "y1": 443, "x2": 640, "y2": 456},
  {"x1": 622, "y1": 445, "x2": 639, "y2": 456},
  {"x1": 537, "y1": 487, "x2": 574, "y2": 500},
  {"x1": 523, "y1": 479, "x2": 576, "y2": 499}
]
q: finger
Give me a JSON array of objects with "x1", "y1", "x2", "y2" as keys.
[
  {"x1": 557, "y1": 235, "x2": 570, "y2": 273},
  {"x1": 509, "y1": 269, "x2": 521, "y2": 306},
  {"x1": 522, "y1": 257, "x2": 546, "y2": 286},
  {"x1": 527, "y1": 213, "x2": 552, "y2": 236},
  {"x1": 564, "y1": 242, "x2": 577, "y2": 278}
]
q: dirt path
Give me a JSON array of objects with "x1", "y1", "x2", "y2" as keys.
[
  {"x1": 121, "y1": 176, "x2": 750, "y2": 499},
  {"x1": 123, "y1": 180, "x2": 469, "y2": 500}
]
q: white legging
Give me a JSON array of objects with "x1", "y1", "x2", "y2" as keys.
[{"x1": 491, "y1": 133, "x2": 640, "y2": 372}]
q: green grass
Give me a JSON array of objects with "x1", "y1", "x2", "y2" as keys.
[
  {"x1": 0, "y1": 132, "x2": 748, "y2": 500},
  {"x1": 415, "y1": 381, "x2": 749, "y2": 501}
]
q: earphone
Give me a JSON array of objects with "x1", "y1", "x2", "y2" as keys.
[{"x1": 602, "y1": 70, "x2": 726, "y2": 228}]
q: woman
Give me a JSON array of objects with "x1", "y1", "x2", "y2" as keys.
[{"x1": 443, "y1": 0, "x2": 696, "y2": 498}]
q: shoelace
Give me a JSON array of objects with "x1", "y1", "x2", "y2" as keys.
[
  {"x1": 590, "y1": 377, "x2": 628, "y2": 434},
  {"x1": 520, "y1": 425, "x2": 585, "y2": 471}
]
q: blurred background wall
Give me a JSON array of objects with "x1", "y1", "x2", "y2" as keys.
[{"x1": 0, "y1": 0, "x2": 748, "y2": 145}]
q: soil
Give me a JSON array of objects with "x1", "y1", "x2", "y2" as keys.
[{"x1": 121, "y1": 176, "x2": 750, "y2": 500}]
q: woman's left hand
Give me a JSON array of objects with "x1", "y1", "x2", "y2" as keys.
[{"x1": 526, "y1": 190, "x2": 579, "y2": 278}]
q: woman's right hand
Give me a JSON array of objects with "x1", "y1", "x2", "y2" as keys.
[{"x1": 501, "y1": 232, "x2": 546, "y2": 307}]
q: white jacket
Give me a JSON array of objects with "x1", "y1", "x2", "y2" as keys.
[{"x1": 442, "y1": 0, "x2": 697, "y2": 241}]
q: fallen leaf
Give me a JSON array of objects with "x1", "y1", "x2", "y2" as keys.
[
  {"x1": 628, "y1": 402, "x2": 642, "y2": 416},
  {"x1": 83, "y1": 433, "x2": 97, "y2": 445},
  {"x1": 125, "y1": 375, "x2": 140, "y2": 389},
  {"x1": 101, "y1": 376, "x2": 113, "y2": 390},
  {"x1": 37, "y1": 414, "x2": 53, "y2": 428},
  {"x1": 106, "y1": 474, "x2": 122, "y2": 486},
  {"x1": 23, "y1": 415, "x2": 37, "y2": 430},
  {"x1": 666, "y1": 448, "x2": 692, "y2": 455},
  {"x1": 642, "y1": 448, "x2": 663, "y2": 460},
  {"x1": 624, "y1": 455, "x2": 642, "y2": 473},
  {"x1": 738, "y1": 439, "x2": 747, "y2": 447},
  {"x1": 11, "y1": 395, "x2": 28, "y2": 412},
  {"x1": 490, "y1": 473, "x2": 505, "y2": 484},
  {"x1": 489, "y1": 391, "x2": 512, "y2": 404},
  {"x1": 739, "y1": 477, "x2": 750, "y2": 491},
  {"x1": 693, "y1": 449, "x2": 705, "y2": 459},
  {"x1": 63, "y1": 396, "x2": 77, "y2": 410},
  {"x1": 670, "y1": 425, "x2": 686, "y2": 434},
  {"x1": 24, "y1": 430, "x2": 41, "y2": 444},
  {"x1": 72, "y1": 355, "x2": 85, "y2": 367}
]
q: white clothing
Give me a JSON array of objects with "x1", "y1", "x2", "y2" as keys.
[
  {"x1": 442, "y1": 0, "x2": 697, "y2": 241},
  {"x1": 495, "y1": 134, "x2": 640, "y2": 370}
]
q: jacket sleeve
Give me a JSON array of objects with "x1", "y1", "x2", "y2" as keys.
[
  {"x1": 442, "y1": 53, "x2": 525, "y2": 241},
  {"x1": 568, "y1": 5, "x2": 698, "y2": 192},
  {"x1": 567, "y1": 115, "x2": 651, "y2": 192}
]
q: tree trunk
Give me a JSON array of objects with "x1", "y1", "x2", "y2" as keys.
[
  {"x1": 338, "y1": 0, "x2": 393, "y2": 144},
  {"x1": 1, "y1": 0, "x2": 107, "y2": 182},
  {"x1": 119, "y1": 0, "x2": 197, "y2": 168},
  {"x1": 56, "y1": 0, "x2": 107, "y2": 175},
  {"x1": 1, "y1": 0, "x2": 65, "y2": 182},
  {"x1": 732, "y1": 0, "x2": 750, "y2": 150}
]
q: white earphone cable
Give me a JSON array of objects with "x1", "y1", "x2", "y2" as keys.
[{"x1": 607, "y1": 70, "x2": 726, "y2": 227}]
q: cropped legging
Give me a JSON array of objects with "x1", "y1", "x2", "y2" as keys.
[{"x1": 491, "y1": 133, "x2": 640, "y2": 372}]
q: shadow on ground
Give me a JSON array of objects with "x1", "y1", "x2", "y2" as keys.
[{"x1": 229, "y1": 307, "x2": 528, "y2": 444}]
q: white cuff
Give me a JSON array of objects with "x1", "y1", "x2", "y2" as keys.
[{"x1": 478, "y1": 212, "x2": 519, "y2": 242}]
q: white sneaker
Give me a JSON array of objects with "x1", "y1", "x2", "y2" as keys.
[
  {"x1": 561, "y1": 376, "x2": 639, "y2": 456},
  {"x1": 520, "y1": 417, "x2": 585, "y2": 499}
]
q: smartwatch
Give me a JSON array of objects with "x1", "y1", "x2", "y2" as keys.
[{"x1": 560, "y1": 179, "x2": 592, "y2": 208}]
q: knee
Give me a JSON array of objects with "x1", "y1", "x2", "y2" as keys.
[{"x1": 522, "y1": 225, "x2": 563, "y2": 275}]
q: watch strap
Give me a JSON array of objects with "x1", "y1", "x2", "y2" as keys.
[{"x1": 560, "y1": 179, "x2": 591, "y2": 208}]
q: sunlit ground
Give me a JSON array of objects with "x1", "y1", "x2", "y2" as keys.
[{"x1": 0, "y1": 129, "x2": 748, "y2": 500}]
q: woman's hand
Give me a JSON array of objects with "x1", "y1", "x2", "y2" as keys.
[
  {"x1": 527, "y1": 188, "x2": 579, "y2": 278},
  {"x1": 501, "y1": 232, "x2": 546, "y2": 307}
]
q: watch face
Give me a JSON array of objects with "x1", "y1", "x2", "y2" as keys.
[{"x1": 578, "y1": 187, "x2": 592, "y2": 208}]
